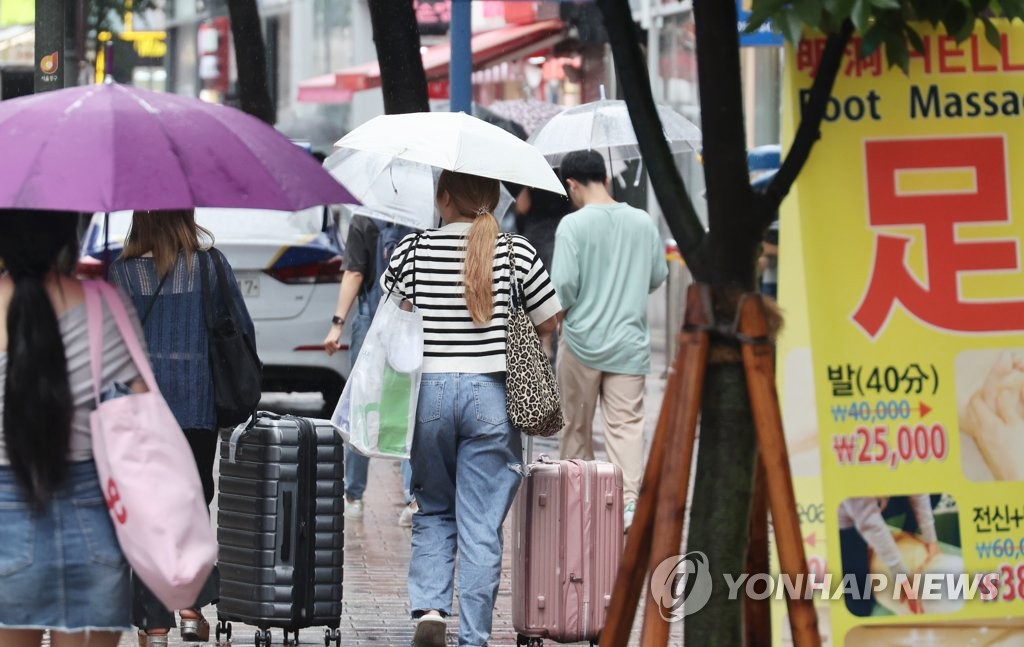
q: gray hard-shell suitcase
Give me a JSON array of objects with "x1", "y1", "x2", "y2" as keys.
[{"x1": 214, "y1": 412, "x2": 344, "y2": 647}]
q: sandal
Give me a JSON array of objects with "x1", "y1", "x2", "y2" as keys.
[
  {"x1": 179, "y1": 613, "x2": 211, "y2": 642},
  {"x1": 137, "y1": 630, "x2": 170, "y2": 647}
]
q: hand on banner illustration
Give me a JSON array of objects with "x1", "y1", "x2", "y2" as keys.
[
  {"x1": 896, "y1": 577, "x2": 925, "y2": 615},
  {"x1": 962, "y1": 352, "x2": 1024, "y2": 482}
]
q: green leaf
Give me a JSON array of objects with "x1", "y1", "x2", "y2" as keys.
[
  {"x1": 836, "y1": 0, "x2": 859, "y2": 17},
  {"x1": 982, "y1": 16, "x2": 1002, "y2": 49},
  {"x1": 884, "y1": 29, "x2": 910, "y2": 71},
  {"x1": 793, "y1": 0, "x2": 824, "y2": 26},
  {"x1": 852, "y1": 0, "x2": 873, "y2": 31},
  {"x1": 942, "y1": 2, "x2": 973, "y2": 41},
  {"x1": 1000, "y1": 0, "x2": 1024, "y2": 20},
  {"x1": 904, "y1": 24, "x2": 926, "y2": 54},
  {"x1": 869, "y1": 0, "x2": 901, "y2": 9},
  {"x1": 911, "y1": 0, "x2": 946, "y2": 24},
  {"x1": 861, "y1": 23, "x2": 887, "y2": 56},
  {"x1": 780, "y1": 10, "x2": 807, "y2": 44},
  {"x1": 745, "y1": 0, "x2": 788, "y2": 32}
]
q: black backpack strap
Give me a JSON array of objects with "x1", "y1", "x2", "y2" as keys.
[
  {"x1": 140, "y1": 267, "x2": 172, "y2": 327},
  {"x1": 386, "y1": 233, "x2": 420, "y2": 306},
  {"x1": 360, "y1": 217, "x2": 388, "y2": 302},
  {"x1": 198, "y1": 250, "x2": 215, "y2": 333},
  {"x1": 209, "y1": 249, "x2": 247, "y2": 326}
]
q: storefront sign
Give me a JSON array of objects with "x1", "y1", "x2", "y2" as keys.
[{"x1": 781, "y1": 19, "x2": 1024, "y2": 645}]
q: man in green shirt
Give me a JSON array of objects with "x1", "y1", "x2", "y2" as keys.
[{"x1": 551, "y1": 150, "x2": 669, "y2": 529}]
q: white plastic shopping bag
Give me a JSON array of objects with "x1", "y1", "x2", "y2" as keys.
[{"x1": 332, "y1": 295, "x2": 423, "y2": 460}]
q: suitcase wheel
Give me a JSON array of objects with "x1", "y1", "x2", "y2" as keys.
[
  {"x1": 324, "y1": 627, "x2": 341, "y2": 647},
  {"x1": 516, "y1": 635, "x2": 543, "y2": 646},
  {"x1": 254, "y1": 628, "x2": 272, "y2": 647},
  {"x1": 215, "y1": 621, "x2": 232, "y2": 643}
]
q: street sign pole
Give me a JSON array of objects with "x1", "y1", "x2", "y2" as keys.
[
  {"x1": 449, "y1": 0, "x2": 472, "y2": 113},
  {"x1": 34, "y1": 0, "x2": 66, "y2": 92}
]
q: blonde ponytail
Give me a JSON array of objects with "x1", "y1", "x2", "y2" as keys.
[
  {"x1": 465, "y1": 212, "x2": 499, "y2": 323},
  {"x1": 436, "y1": 170, "x2": 502, "y2": 324}
]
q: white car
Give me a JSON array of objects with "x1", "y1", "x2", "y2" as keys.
[{"x1": 78, "y1": 208, "x2": 351, "y2": 411}]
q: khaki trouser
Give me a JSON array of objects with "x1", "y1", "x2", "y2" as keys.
[{"x1": 557, "y1": 337, "x2": 646, "y2": 504}]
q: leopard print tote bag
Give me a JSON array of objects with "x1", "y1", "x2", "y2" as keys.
[{"x1": 503, "y1": 234, "x2": 564, "y2": 437}]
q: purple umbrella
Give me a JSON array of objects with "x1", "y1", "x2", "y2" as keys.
[{"x1": 0, "y1": 82, "x2": 356, "y2": 212}]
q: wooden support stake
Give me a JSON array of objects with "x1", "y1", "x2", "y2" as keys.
[
  {"x1": 639, "y1": 288, "x2": 710, "y2": 646},
  {"x1": 602, "y1": 285, "x2": 711, "y2": 647},
  {"x1": 744, "y1": 457, "x2": 772, "y2": 647},
  {"x1": 739, "y1": 295, "x2": 821, "y2": 647}
]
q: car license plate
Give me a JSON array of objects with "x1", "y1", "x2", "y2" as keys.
[{"x1": 237, "y1": 276, "x2": 261, "y2": 298}]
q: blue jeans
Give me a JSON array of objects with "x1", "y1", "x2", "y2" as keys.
[
  {"x1": 344, "y1": 300, "x2": 413, "y2": 503},
  {"x1": 408, "y1": 373, "x2": 523, "y2": 647}
]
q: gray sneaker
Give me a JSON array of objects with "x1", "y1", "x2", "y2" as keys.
[
  {"x1": 344, "y1": 498, "x2": 365, "y2": 520},
  {"x1": 412, "y1": 615, "x2": 446, "y2": 647}
]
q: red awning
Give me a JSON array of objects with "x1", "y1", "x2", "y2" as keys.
[{"x1": 298, "y1": 19, "x2": 564, "y2": 103}]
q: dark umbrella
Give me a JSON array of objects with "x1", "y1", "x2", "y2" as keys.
[{"x1": 433, "y1": 101, "x2": 528, "y2": 140}]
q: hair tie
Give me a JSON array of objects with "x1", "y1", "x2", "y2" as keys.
[{"x1": 474, "y1": 206, "x2": 489, "y2": 217}]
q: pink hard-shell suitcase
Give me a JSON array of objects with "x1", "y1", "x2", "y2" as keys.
[{"x1": 511, "y1": 447, "x2": 624, "y2": 646}]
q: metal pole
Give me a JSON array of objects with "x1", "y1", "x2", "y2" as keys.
[
  {"x1": 34, "y1": 0, "x2": 67, "y2": 92},
  {"x1": 449, "y1": 0, "x2": 472, "y2": 113}
]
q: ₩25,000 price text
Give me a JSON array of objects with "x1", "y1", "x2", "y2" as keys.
[{"x1": 832, "y1": 423, "x2": 949, "y2": 468}]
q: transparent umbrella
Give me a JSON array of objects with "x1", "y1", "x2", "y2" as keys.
[{"x1": 529, "y1": 99, "x2": 702, "y2": 166}]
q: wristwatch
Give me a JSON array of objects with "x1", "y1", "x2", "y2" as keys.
[{"x1": 332, "y1": 315, "x2": 345, "y2": 326}]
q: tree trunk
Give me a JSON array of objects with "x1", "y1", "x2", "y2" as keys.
[
  {"x1": 690, "y1": 362, "x2": 758, "y2": 646},
  {"x1": 596, "y1": 0, "x2": 706, "y2": 276},
  {"x1": 367, "y1": 0, "x2": 430, "y2": 114},
  {"x1": 226, "y1": 0, "x2": 276, "y2": 124}
]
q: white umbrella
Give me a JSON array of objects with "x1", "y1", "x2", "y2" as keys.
[
  {"x1": 323, "y1": 148, "x2": 515, "y2": 230},
  {"x1": 335, "y1": 112, "x2": 565, "y2": 196},
  {"x1": 530, "y1": 99, "x2": 702, "y2": 165}
]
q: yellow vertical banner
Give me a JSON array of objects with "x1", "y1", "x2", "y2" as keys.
[
  {"x1": 772, "y1": 172, "x2": 831, "y2": 644},
  {"x1": 784, "y1": 20, "x2": 1024, "y2": 646}
]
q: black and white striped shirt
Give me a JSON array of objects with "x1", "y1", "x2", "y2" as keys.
[{"x1": 380, "y1": 222, "x2": 562, "y2": 374}]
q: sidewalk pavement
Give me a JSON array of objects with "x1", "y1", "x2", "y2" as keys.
[{"x1": 115, "y1": 334, "x2": 677, "y2": 646}]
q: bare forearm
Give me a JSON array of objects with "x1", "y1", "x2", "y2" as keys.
[{"x1": 333, "y1": 271, "x2": 364, "y2": 320}]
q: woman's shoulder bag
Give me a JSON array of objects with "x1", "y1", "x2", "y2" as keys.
[
  {"x1": 503, "y1": 234, "x2": 564, "y2": 437},
  {"x1": 199, "y1": 250, "x2": 263, "y2": 427}
]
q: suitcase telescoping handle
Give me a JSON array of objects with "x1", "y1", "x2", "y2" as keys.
[{"x1": 522, "y1": 435, "x2": 555, "y2": 468}]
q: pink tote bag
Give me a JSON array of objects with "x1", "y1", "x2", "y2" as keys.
[{"x1": 84, "y1": 280, "x2": 217, "y2": 611}]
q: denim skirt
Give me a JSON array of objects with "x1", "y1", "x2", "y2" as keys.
[{"x1": 0, "y1": 460, "x2": 131, "y2": 631}]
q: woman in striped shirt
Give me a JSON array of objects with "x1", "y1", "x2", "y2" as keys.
[{"x1": 383, "y1": 171, "x2": 561, "y2": 647}]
